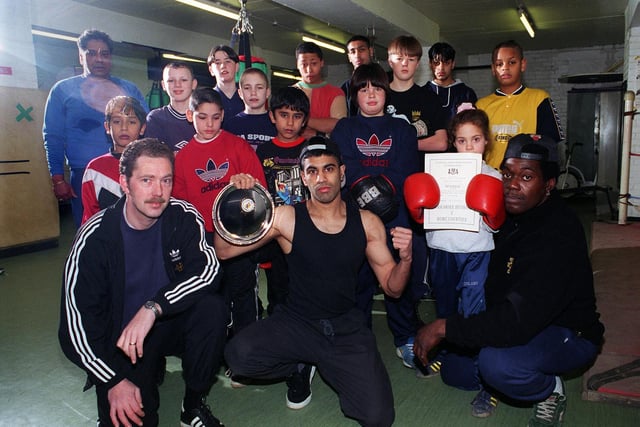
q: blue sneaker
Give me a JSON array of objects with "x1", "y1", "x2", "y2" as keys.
[
  {"x1": 395, "y1": 337, "x2": 416, "y2": 369},
  {"x1": 471, "y1": 389, "x2": 498, "y2": 418}
]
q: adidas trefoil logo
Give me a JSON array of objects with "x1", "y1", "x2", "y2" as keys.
[
  {"x1": 170, "y1": 249, "x2": 181, "y2": 262},
  {"x1": 356, "y1": 134, "x2": 392, "y2": 157},
  {"x1": 196, "y1": 159, "x2": 229, "y2": 182}
]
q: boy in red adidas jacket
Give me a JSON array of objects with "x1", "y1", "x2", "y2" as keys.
[{"x1": 174, "y1": 87, "x2": 266, "y2": 334}]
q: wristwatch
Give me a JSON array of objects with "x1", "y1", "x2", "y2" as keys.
[{"x1": 144, "y1": 300, "x2": 161, "y2": 318}]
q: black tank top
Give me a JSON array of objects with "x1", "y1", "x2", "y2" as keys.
[{"x1": 286, "y1": 200, "x2": 367, "y2": 319}]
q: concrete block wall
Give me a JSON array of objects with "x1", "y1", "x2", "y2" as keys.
[{"x1": 464, "y1": 44, "x2": 625, "y2": 136}]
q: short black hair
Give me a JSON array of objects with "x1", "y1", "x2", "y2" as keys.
[
  {"x1": 492, "y1": 40, "x2": 524, "y2": 63},
  {"x1": 120, "y1": 138, "x2": 174, "y2": 179},
  {"x1": 77, "y1": 29, "x2": 113, "y2": 52},
  {"x1": 207, "y1": 45, "x2": 239, "y2": 66},
  {"x1": 189, "y1": 87, "x2": 223, "y2": 111},
  {"x1": 346, "y1": 35, "x2": 370, "y2": 48},
  {"x1": 269, "y1": 86, "x2": 309, "y2": 118},
  {"x1": 428, "y1": 42, "x2": 456, "y2": 62},
  {"x1": 296, "y1": 42, "x2": 323, "y2": 61}
]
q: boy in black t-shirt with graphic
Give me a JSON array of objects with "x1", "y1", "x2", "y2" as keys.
[{"x1": 255, "y1": 86, "x2": 310, "y2": 313}]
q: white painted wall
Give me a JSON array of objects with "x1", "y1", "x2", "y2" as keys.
[
  {"x1": 0, "y1": 2, "x2": 38, "y2": 88},
  {"x1": 623, "y1": 26, "x2": 640, "y2": 217}
]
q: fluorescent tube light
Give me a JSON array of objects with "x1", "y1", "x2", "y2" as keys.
[
  {"x1": 31, "y1": 29, "x2": 77, "y2": 42},
  {"x1": 176, "y1": 0, "x2": 239, "y2": 20},
  {"x1": 273, "y1": 71, "x2": 302, "y2": 81},
  {"x1": 518, "y1": 6, "x2": 535, "y2": 38},
  {"x1": 301, "y1": 35, "x2": 345, "y2": 54},
  {"x1": 162, "y1": 53, "x2": 206, "y2": 64}
]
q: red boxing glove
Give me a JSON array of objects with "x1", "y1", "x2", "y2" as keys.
[
  {"x1": 51, "y1": 174, "x2": 75, "y2": 201},
  {"x1": 403, "y1": 173, "x2": 440, "y2": 224},
  {"x1": 465, "y1": 174, "x2": 505, "y2": 230}
]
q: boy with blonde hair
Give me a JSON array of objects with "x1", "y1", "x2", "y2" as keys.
[
  {"x1": 145, "y1": 61, "x2": 198, "y2": 151},
  {"x1": 386, "y1": 35, "x2": 448, "y2": 152}
]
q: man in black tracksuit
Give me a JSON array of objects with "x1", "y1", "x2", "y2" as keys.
[
  {"x1": 413, "y1": 134, "x2": 604, "y2": 426},
  {"x1": 59, "y1": 138, "x2": 228, "y2": 427}
]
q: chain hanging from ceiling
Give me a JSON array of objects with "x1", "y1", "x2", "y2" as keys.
[
  {"x1": 366, "y1": 25, "x2": 377, "y2": 63},
  {"x1": 231, "y1": 0, "x2": 254, "y2": 68}
]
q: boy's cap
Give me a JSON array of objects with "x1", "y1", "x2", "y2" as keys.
[
  {"x1": 504, "y1": 134, "x2": 558, "y2": 164},
  {"x1": 299, "y1": 136, "x2": 342, "y2": 163}
]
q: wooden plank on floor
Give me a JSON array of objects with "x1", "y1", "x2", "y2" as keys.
[{"x1": 583, "y1": 246, "x2": 640, "y2": 406}]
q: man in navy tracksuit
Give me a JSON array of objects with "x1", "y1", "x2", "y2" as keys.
[{"x1": 59, "y1": 138, "x2": 228, "y2": 427}]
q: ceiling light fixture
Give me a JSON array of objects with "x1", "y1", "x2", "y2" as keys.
[
  {"x1": 176, "y1": 0, "x2": 239, "y2": 20},
  {"x1": 31, "y1": 28, "x2": 78, "y2": 42},
  {"x1": 518, "y1": 5, "x2": 535, "y2": 38},
  {"x1": 301, "y1": 35, "x2": 345, "y2": 54},
  {"x1": 273, "y1": 71, "x2": 302, "y2": 81},
  {"x1": 162, "y1": 53, "x2": 206, "y2": 64}
]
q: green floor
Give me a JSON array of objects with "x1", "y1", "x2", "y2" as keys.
[{"x1": 1, "y1": 201, "x2": 638, "y2": 426}]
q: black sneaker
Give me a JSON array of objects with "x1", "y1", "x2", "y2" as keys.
[
  {"x1": 286, "y1": 364, "x2": 316, "y2": 409},
  {"x1": 225, "y1": 368, "x2": 250, "y2": 388},
  {"x1": 415, "y1": 358, "x2": 442, "y2": 379},
  {"x1": 180, "y1": 398, "x2": 224, "y2": 427}
]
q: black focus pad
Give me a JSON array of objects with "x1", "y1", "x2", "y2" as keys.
[{"x1": 350, "y1": 174, "x2": 398, "y2": 223}]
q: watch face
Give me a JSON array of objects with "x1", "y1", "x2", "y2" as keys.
[{"x1": 144, "y1": 301, "x2": 159, "y2": 317}]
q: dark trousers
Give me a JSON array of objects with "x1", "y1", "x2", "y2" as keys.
[
  {"x1": 206, "y1": 232, "x2": 261, "y2": 335},
  {"x1": 356, "y1": 228, "x2": 428, "y2": 347},
  {"x1": 253, "y1": 240, "x2": 289, "y2": 315},
  {"x1": 429, "y1": 249, "x2": 490, "y2": 318},
  {"x1": 440, "y1": 325, "x2": 600, "y2": 401},
  {"x1": 96, "y1": 294, "x2": 228, "y2": 426},
  {"x1": 225, "y1": 307, "x2": 395, "y2": 427},
  {"x1": 220, "y1": 255, "x2": 260, "y2": 334},
  {"x1": 70, "y1": 167, "x2": 85, "y2": 228}
]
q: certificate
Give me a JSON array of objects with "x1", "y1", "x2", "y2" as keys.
[{"x1": 423, "y1": 153, "x2": 482, "y2": 231}]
